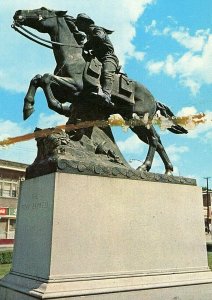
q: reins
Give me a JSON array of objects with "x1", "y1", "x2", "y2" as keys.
[
  {"x1": 12, "y1": 23, "x2": 53, "y2": 49},
  {"x1": 11, "y1": 23, "x2": 83, "y2": 49}
]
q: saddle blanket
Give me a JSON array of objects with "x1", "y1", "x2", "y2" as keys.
[{"x1": 84, "y1": 58, "x2": 135, "y2": 105}]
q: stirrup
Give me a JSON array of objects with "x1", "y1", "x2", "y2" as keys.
[
  {"x1": 103, "y1": 97, "x2": 115, "y2": 108},
  {"x1": 91, "y1": 91, "x2": 114, "y2": 108}
]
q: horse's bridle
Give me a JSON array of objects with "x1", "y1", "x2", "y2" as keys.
[{"x1": 12, "y1": 10, "x2": 83, "y2": 49}]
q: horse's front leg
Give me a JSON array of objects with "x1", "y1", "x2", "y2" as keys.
[{"x1": 23, "y1": 74, "x2": 42, "y2": 120}]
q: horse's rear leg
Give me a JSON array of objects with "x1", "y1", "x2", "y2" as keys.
[
  {"x1": 157, "y1": 145, "x2": 174, "y2": 175},
  {"x1": 152, "y1": 127, "x2": 174, "y2": 175},
  {"x1": 139, "y1": 144, "x2": 156, "y2": 172},
  {"x1": 40, "y1": 73, "x2": 73, "y2": 116},
  {"x1": 24, "y1": 74, "x2": 42, "y2": 120},
  {"x1": 130, "y1": 125, "x2": 158, "y2": 172}
]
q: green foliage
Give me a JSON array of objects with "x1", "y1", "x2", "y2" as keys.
[
  {"x1": 202, "y1": 187, "x2": 212, "y2": 191},
  {"x1": 0, "y1": 263, "x2": 11, "y2": 278},
  {"x1": 0, "y1": 251, "x2": 13, "y2": 264}
]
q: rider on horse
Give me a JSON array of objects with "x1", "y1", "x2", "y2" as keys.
[{"x1": 75, "y1": 13, "x2": 119, "y2": 108}]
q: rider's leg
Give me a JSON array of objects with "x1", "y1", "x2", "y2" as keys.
[
  {"x1": 101, "y1": 60, "x2": 117, "y2": 105},
  {"x1": 91, "y1": 60, "x2": 117, "y2": 108}
]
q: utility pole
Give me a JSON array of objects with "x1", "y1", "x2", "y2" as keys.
[{"x1": 204, "y1": 177, "x2": 211, "y2": 233}]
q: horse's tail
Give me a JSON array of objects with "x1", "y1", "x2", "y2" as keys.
[{"x1": 156, "y1": 102, "x2": 188, "y2": 134}]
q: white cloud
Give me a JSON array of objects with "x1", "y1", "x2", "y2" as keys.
[
  {"x1": 147, "y1": 54, "x2": 178, "y2": 78},
  {"x1": 186, "y1": 119, "x2": 212, "y2": 140},
  {"x1": 176, "y1": 107, "x2": 212, "y2": 140},
  {"x1": 0, "y1": 119, "x2": 36, "y2": 163},
  {"x1": 171, "y1": 27, "x2": 210, "y2": 52},
  {"x1": 0, "y1": 120, "x2": 26, "y2": 140},
  {"x1": 146, "y1": 22, "x2": 212, "y2": 94},
  {"x1": 146, "y1": 23, "x2": 209, "y2": 52},
  {"x1": 0, "y1": 112, "x2": 68, "y2": 163},
  {"x1": 145, "y1": 19, "x2": 157, "y2": 33},
  {"x1": 127, "y1": 45, "x2": 145, "y2": 61},
  {"x1": 147, "y1": 61, "x2": 164, "y2": 74},
  {"x1": 166, "y1": 144, "x2": 189, "y2": 162},
  {"x1": 145, "y1": 21, "x2": 171, "y2": 37},
  {"x1": 176, "y1": 106, "x2": 198, "y2": 117},
  {"x1": 0, "y1": 141, "x2": 36, "y2": 165},
  {"x1": 37, "y1": 112, "x2": 67, "y2": 128},
  {"x1": 117, "y1": 134, "x2": 145, "y2": 154},
  {"x1": 0, "y1": 0, "x2": 154, "y2": 92}
]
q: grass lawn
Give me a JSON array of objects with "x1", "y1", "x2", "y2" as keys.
[
  {"x1": 0, "y1": 264, "x2": 11, "y2": 278},
  {"x1": 208, "y1": 252, "x2": 212, "y2": 270}
]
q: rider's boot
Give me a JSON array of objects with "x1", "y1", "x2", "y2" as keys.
[
  {"x1": 91, "y1": 74, "x2": 115, "y2": 108},
  {"x1": 102, "y1": 74, "x2": 115, "y2": 108}
]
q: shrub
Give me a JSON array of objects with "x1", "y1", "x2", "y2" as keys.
[{"x1": 0, "y1": 251, "x2": 13, "y2": 264}]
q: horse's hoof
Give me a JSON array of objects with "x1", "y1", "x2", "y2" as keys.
[
  {"x1": 165, "y1": 170, "x2": 173, "y2": 176},
  {"x1": 136, "y1": 165, "x2": 148, "y2": 172},
  {"x1": 23, "y1": 108, "x2": 35, "y2": 120}
]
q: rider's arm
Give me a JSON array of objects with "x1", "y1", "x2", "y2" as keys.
[
  {"x1": 83, "y1": 39, "x2": 92, "y2": 51},
  {"x1": 92, "y1": 27, "x2": 106, "y2": 40}
]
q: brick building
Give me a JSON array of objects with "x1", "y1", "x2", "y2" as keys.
[{"x1": 0, "y1": 159, "x2": 28, "y2": 246}]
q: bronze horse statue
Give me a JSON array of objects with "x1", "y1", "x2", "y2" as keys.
[{"x1": 13, "y1": 7, "x2": 187, "y2": 175}]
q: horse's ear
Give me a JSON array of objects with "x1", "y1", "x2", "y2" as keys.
[{"x1": 55, "y1": 10, "x2": 67, "y2": 17}]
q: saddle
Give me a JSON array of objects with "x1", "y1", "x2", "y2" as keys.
[{"x1": 83, "y1": 57, "x2": 135, "y2": 105}]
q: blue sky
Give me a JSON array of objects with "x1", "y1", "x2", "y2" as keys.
[{"x1": 0, "y1": 0, "x2": 211, "y2": 187}]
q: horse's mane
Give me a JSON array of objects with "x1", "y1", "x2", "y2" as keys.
[
  {"x1": 64, "y1": 15, "x2": 76, "y2": 31},
  {"x1": 64, "y1": 15, "x2": 85, "y2": 45}
]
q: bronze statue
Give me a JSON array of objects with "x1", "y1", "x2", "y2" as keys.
[{"x1": 12, "y1": 7, "x2": 188, "y2": 177}]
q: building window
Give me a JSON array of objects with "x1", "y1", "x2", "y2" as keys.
[
  {"x1": 9, "y1": 219, "x2": 16, "y2": 231},
  {"x1": 0, "y1": 181, "x2": 18, "y2": 198},
  {"x1": 12, "y1": 185, "x2": 17, "y2": 197},
  {"x1": 3, "y1": 183, "x2": 11, "y2": 197}
]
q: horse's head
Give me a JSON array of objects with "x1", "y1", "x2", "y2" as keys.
[{"x1": 13, "y1": 7, "x2": 67, "y2": 33}]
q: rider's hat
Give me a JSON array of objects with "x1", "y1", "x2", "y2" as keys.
[{"x1": 76, "y1": 13, "x2": 94, "y2": 25}]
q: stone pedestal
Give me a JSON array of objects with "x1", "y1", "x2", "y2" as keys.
[{"x1": 1, "y1": 173, "x2": 212, "y2": 299}]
